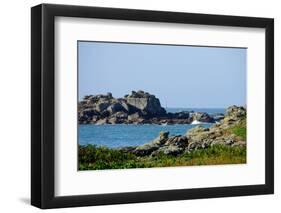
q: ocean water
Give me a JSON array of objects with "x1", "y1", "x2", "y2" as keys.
[{"x1": 79, "y1": 108, "x2": 225, "y2": 148}]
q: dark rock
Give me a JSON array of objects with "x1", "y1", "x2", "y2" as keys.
[
  {"x1": 191, "y1": 112, "x2": 215, "y2": 123},
  {"x1": 95, "y1": 102, "x2": 111, "y2": 113},
  {"x1": 78, "y1": 108, "x2": 100, "y2": 123},
  {"x1": 100, "y1": 110, "x2": 110, "y2": 118},
  {"x1": 79, "y1": 108, "x2": 99, "y2": 118},
  {"x1": 173, "y1": 111, "x2": 190, "y2": 119},
  {"x1": 107, "y1": 102, "x2": 126, "y2": 114},
  {"x1": 113, "y1": 111, "x2": 128, "y2": 119}
]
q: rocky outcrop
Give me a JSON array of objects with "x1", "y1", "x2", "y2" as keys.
[
  {"x1": 186, "y1": 105, "x2": 246, "y2": 150},
  {"x1": 133, "y1": 131, "x2": 188, "y2": 157},
  {"x1": 125, "y1": 90, "x2": 166, "y2": 116},
  {"x1": 78, "y1": 91, "x2": 218, "y2": 124},
  {"x1": 133, "y1": 131, "x2": 169, "y2": 156},
  {"x1": 190, "y1": 112, "x2": 215, "y2": 123},
  {"x1": 126, "y1": 105, "x2": 246, "y2": 156}
]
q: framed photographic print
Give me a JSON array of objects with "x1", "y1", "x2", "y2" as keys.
[{"x1": 31, "y1": 3, "x2": 274, "y2": 209}]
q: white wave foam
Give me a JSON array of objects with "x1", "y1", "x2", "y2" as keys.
[
  {"x1": 191, "y1": 120, "x2": 203, "y2": 125},
  {"x1": 192, "y1": 120, "x2": 214, "y2": 125}
]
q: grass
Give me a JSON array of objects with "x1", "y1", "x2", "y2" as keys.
[
  {"x1": 226, "y1": 118, "x2": 246, "y2": 141},
  {"x1": 79, "y1": 144, "x2": 246, "y2": 170}
]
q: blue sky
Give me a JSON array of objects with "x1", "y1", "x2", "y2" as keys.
[{"x1": 78, "y1": 41, "x2": 246, "y2": 108}]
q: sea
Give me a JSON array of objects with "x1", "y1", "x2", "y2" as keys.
[{"x1": 78, "y1": 108, "x2": 226, "y2": 148}]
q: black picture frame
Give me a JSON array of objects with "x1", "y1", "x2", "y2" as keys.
[{"x1": 31, "y1": 3, "x2": 274, "y2": 209}]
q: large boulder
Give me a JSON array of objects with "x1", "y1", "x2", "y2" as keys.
[
  {"x1": 133, "y1": 131, "x2": 169, "y2": 156},
  {"x1": 125, "y1": 90, "x2": 166, "y2": 116}
]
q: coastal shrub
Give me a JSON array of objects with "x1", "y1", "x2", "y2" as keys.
[
  {"x1": 79, "y1": 144, "x2": 136, "y2": 164},
  {"x1": 79, "y1": 144, "x2": 246, "y2": 170}
]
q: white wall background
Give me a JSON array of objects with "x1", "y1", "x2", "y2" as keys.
[{"x1": 0, "y1": 0, "x2": 279, "y2": 212}]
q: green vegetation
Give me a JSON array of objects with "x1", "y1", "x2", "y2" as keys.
[
  {"x1": 79, "y1": 144, "x2": 246, "y2": 170},
  {"x1": 226, "y1": 118, "x2": 246, "y2": 141}
]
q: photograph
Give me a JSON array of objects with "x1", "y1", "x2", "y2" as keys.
[
  {"x1": 30, "y1": 3, "x2": 274, "y2": 209},
  {"x1": 78, "y1": 41, "x2": 247, "y2": 170}
]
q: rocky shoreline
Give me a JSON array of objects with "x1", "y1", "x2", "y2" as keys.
[
  {"x1": 118, "y1": 105, "x2": 246, "y2": 156},
  {"x1": 116, "y1": 106, "x2": 246, "y2": 157},
  {"x1": 78, "y1": 90, "x2": 223, "y2": 125},
  {"x1": 78, "y1": 105, "x2": 246, "y2": 170}
]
